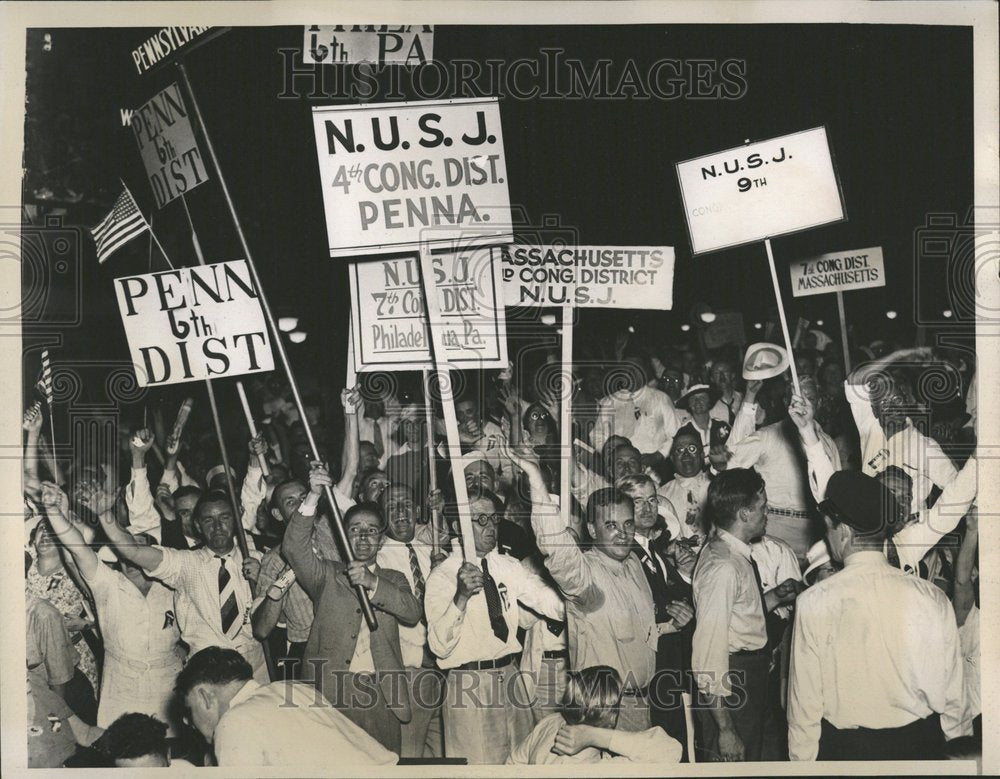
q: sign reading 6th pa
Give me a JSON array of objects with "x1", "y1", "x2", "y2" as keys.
[{"x1": 311, "y1": 97, "x2": 513, "y2": 258}]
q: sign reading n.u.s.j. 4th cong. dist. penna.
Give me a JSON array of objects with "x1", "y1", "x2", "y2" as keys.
[{"x1": 312, "y1": 98, "x2": 512, "y2": 258}]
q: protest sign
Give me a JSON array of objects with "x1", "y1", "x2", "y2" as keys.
[
  {"x1": 789, "y1": 246, "x2": 885, "y2": 297},
  {"x1": 495, "y1": 244, "x2": 675, "y2": 309},
  {"x1": 303, "y1": 25, "x2": 433, "y2": 65},
  {"x1": 349, "y1": 249, "x2": 508, "y2": 371},
  {"x1": 114, "y1": 260, "x2": 274, "y2": 387},
  {"x1": 676, "y1": 127, "x2": 845, "y2": 255},
  {"x1": 312, "y1": 98, "x2": 512, "y2": 257},
  {"x1": 131, "y1": 83, "x2": 209, "y2": 208},
  {"x1": 703, "y1": 311, "x2": 746, "y2": 349},
  {"x1": 129, "y1": 26, "x2": 221, "y2": 74}
]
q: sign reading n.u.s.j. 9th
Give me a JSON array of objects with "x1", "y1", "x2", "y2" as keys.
[
  {"x1": 114, "y1": 260, "x2": 274, "y2": 387},
  {"x1": 312, "y1": 98, "x2": 512, "y2": 258},
  {"x1": 675, "y1": 127, "x2": 845, "y2": 255}
]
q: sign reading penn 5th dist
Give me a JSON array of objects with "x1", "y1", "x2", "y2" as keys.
[
  {"x1": 676, "y1": 127, "x2": 845, "y2": 255},
  {"x1": 312, "y1": 98, "x2": 513, "y2": 258}
]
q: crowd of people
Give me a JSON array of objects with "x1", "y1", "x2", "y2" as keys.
[{"x1": 22, "y1": 323, "x2": 981, "y2": 767}]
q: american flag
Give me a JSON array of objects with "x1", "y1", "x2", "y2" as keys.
[
  {"x1": 90, "y1": 189, "x2": 148, "y2": 263},
  {"x1": 37, "y1": 349, "x2": 53, "y2": 404}
]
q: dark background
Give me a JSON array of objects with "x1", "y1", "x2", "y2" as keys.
[{"x1": 20, "y1": 23, "x2": 975, "y2": 409}]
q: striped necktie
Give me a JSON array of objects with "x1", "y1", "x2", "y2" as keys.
[
  {"x1": 217, "y1": 555, "x2": 240, "y2": 640},
  {"x1": 406, "y1": 542, "x2": 427, "y2": 626}
]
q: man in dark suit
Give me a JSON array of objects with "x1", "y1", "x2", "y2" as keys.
[
  {"x1": 283, "y1": 461, "x2": 422, "y2": 753},
  {"x1": 618, "y1": 473, "x2": 695, "y2": 759}
]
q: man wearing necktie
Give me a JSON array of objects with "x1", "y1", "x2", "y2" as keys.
[
  {"x1": 376, "y1": 483, "x2": 445, "y2": 759},
  {"x1": 691, "y1": 468, "x2": 774, "y2": 762},
  {"x1": 102, "y1": 490, "x2": 267, "y2": 683},
  {"x1": 283, "y1": 463, "x2": 422, "y2": 753},
  {"x1": 424, "y1": 487, "x2": 564, "y2": 764}
]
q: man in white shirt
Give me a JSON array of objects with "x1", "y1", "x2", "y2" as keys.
[
  {"x1": 424, "y1": 487, "x2": 564, "y2": 764},
  {"x1": 844, "y1": 346, "x2": 958, "y2": 513},
  {"x1": 786, "y1": 468, "x2": 966, "y2": 760},
  {"x1": 591, "y1": 357, "x2": 681, "y2": 462},
  {"x1": 376, "y1": 482, "x2": 444, "y2": 759},
  {"x1": 175, "y1": 646, "x2": 398, "y2": 767},
  {"x1": 103, "y1": 489, "x2": 268, "y2": 682},
  {"x1": 657, "y1": 424, "x2": 712, "y2": 545}
]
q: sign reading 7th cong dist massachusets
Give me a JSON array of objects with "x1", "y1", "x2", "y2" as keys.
[
  {"x1": 676, "y1": 127, "x2": 845, "y2": 255},
  {"x1": 114, "y1": 260, "x2": 274, "y2": 386},
  {"x1": 790, "y1": 246, "x2": 886, "y2": 297},
  {"x1": 312, "y1": 98, "x2": 512, "y2": 257},
  {"x1": 350, "y1": 249, "x2": 508, "y2": 371}
]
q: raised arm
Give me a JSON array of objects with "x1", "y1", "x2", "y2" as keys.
[
  {"x1": 239, "y1": 433, "x2": 268, "y2": 533},
  {"x1": 337, "y1": 387, "x2": 362, "y2": 498},
  {"x1": 125, "y1": 428, "x2": 162, "y2": 536},
  {"x1": 281, "y1": 461, "x2": 329, "y2": 600},
  {"x1": 23, "y1": 403, "x2": 44, "y2": 499},
  {"x1": 789, "y1": 392, "x2": 837, "y2": 502},
  {"x1": 39, "y1": 482, "x2": 99, "y2": 581},
  {"x1": 101, "y1": 499, "x2": 164, "y2": 572}
]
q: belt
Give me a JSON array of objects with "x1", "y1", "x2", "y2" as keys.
[
  {"x1": 105, "y1": 647, "x2": 183, "y2": 672},
  {"x1": 542, "y1": 650, "x2": 569, "y2": 660},
  {"x1": 732, "y1": 645, "x2": 770, "y2": 657},
  {"x1": 453, "y1": 653, "x2": 518, "y2": 671},
  {"x1": 767, "y1": 506, "x2": 810, "y2": 519},
  {"x1": 620, "y1": 685, "x2": 649, "y2": 698}
]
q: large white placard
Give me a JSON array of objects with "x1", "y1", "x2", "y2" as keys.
[
  {"x1": 312, "y1": 98, "x2": 512, "y2": 258},
  {"x1": 496, "y1": 245, "x2": 674, "y2": 309},
  {"x1": 114, "y1": 260, "x2": 274, "y2": 386},
  {"x1": 349, "y1": 248, "x2": 508, "y2": 371},
  {"x1": 790, "y1": 246, "x2": 886, "y2": 297},
  {"x1": 676, "y1": 127, "x2": 845, "y2": 255}
]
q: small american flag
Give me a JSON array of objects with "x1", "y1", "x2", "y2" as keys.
[
  {"x1": 37, "y1": 349, "x2": 53, "y2": 405},
  {"x1": 90, "y1": 189, "x2": 148, "y2": 263}
]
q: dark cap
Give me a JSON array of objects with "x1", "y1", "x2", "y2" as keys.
[{"x1": 821, "y1": 470, "x2": 900, "y2": 535}]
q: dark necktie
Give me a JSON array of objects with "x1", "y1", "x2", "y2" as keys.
[
  {"x1": 217, "y1": 555, "x2": 240, "y2": 639},
  {"x1": 480, "y1": 558, "x2": 509, "y2": 642},
  {"x1": 748, "y1": 553, "x2": 769, "y2": 622},
  {"x1": 372, "y1": 418, "x2": 384, "y2": 459}
]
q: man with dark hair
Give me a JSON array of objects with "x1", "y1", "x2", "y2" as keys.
[
  {"x1": 103, "y1": 489, "x2": 267, "y2": 682},
  {"x1": 102, "y1": 713, "x2": 171, "y2": 767},
  {"x1": 786, "y1": 468, "x2": 966, "y2": 760},
  {"x1": 283, "y1": 462, "x2": 421, "y2": 753},
  {"x1": 531, "y1": 485, "x2": 666, "y2": 732},
  {"x1": 174, "y1": 647, "x2": 397, "y2": 766},
  {"x1": 691, "y1": 468, "x2": 785, "y2": 762},
  {"x1": 424, "y1": 484, "x2": 563, "y2": 764}
]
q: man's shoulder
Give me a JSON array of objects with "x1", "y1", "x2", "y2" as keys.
[{"x1": 425, "y1": 554, "x2": 461, "y2": 586}]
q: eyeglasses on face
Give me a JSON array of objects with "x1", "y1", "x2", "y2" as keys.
[
  {"x1": 632, "y1": 496, "x2": 659, "y2": 510},
  {"x1": 528, "y1": 410, "x2": 550, "y2": 420},
  {"x1": 672, "y1": 443, "x2": 701, "y2": 456},
  {"x1": 473, "y1": 513, "x2": 500, "y2": 527},
  {"x1": 348, "y1": 526, "x2": 382, "y2": 539}
]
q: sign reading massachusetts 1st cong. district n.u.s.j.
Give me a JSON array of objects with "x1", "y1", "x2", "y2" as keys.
[
  {"x1": 114, "y1": 260, "x2": 274, "y2": 386},
  {"x1": 312, "y1": 98, "x2": 512, "y2": 258},
  {"x1": 675, "y1": 127, "x2": 845, "y2": 255}
]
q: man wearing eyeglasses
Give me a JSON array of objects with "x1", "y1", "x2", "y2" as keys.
[
  {"x1": 424, "y1": 487, "x2": 564, "y2": 764},
  {"x1": 618, "y1": 473, "x2": 695, "y2": 758},
  {"x1": 282, "y1": 462, "x2": 422, "y2": 753},
  {"x1": 657, "y1": 425, "x2": 711, "y2": 547}
]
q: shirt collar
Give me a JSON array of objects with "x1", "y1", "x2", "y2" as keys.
[
  {"x1": 226, "y1": 680, "x2": 262, "y2": 711},
  {"x1": 634, "y1": 534, "x2": 650, "y2": 552},
  {"x1": 717, "y1": 527, "x2": 752, "y2": 560},
  {"x1": 843, "y1": 550, "x2": 891, "y2": 568}
]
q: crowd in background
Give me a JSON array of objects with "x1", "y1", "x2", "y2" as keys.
[{"x1": 22, "y1": 320, "x2": 981, "y2": 767}]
